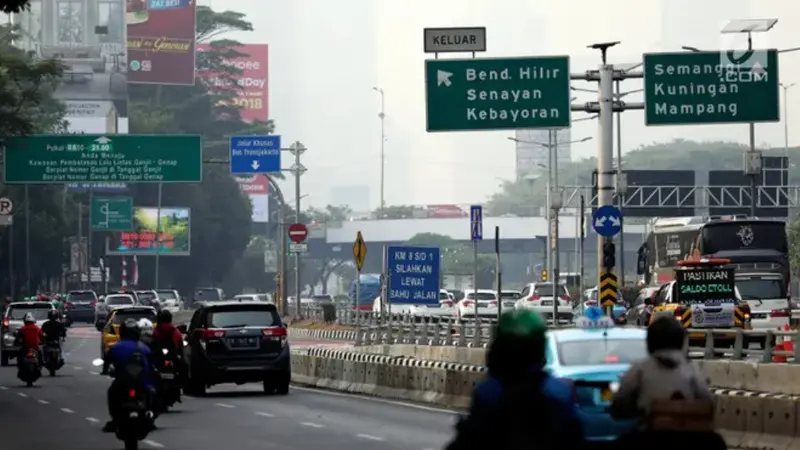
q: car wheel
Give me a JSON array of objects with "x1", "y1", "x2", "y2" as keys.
[
  {"x1": 187, "y1": 369, "x2": 206, "y2": 397},
  {"x1": 1, "y1": 353, "x2": 8, "y2": 367},
  {"x1": 268, "y1": 371, "x2": 290, "y2": 395}
]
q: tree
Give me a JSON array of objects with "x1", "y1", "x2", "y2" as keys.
[
  {"x1": 120, "y1": 6, "x2": 270, "y2": 292},
  {"x1": 486, "y1": 139, "x2": 799, "y2": 217},
  {"x1": 789, "y1": 214, "x2": 800, "y2": 278},
  {"x1": 405, "y1": 233, "x2": 494, "y2": 283},
  {"x1": 0, "y1": 24, "x2": 74, "y2": 295},
  {"x1": 0, "y1": 0, "x2": 31, "y2": 14}
]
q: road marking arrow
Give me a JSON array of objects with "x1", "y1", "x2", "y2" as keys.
[
  {"x1": 251, "y1": 160, "x2": 260, "y2": 171},
  {"x1": 437, "y1": 70, "x2": 453, "y2": 87}
]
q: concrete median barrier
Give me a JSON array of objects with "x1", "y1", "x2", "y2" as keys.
[{"x1": 289, "y1": 347, "x2": 800, "y2": 446}]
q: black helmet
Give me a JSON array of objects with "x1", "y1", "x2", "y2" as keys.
[
  {"x1": 47, "y1": 310, "x2": 59, "y2": 321},
  {"x1": 157, "y1": 309, "x2": 173, "y2": 324},
  {"x1": 119, "y1": 318, "x2": 140, "y2": 341},
  {"x1": 647, "y1": 316, "x2": 687, "y2": 354}
]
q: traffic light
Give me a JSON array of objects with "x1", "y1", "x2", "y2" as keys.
[
  {"x1": 540, "y1": 269, "x2": 548, "y2": 282},
  {"x1": 603, "y1": 242, "x2": 616, "y2": 269}
]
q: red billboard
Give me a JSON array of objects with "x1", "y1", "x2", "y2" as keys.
[
  {"x1": 196, "y1": 43, "x2": 269, "y2": 122},
  {"x1": 126, "y1": 0, "x2": 197, "y2": 85}
]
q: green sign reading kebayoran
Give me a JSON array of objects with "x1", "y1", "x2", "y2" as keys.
[
  {"x1": 3, "y1": 134, "x2": 203, "y2": 184},
  {"x1": 90, "y1": 197, "x2": 133, "y2": 231},
  {"x1": 644, "y1": 50, "x2": 780, "y2": 125},
  {"x1": 425, "y1": 56, "x2": 571, "y2": 132}
]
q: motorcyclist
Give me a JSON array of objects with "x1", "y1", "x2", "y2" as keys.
[
  {"x1": 41, "y1": 310, "x2": 66, "y2": 366},
  {"x1": 102, "y1": 318, "x2": 156, "y2": 433},
  {"x1": 14, "y1": 312, "x2": 43, "y2": 367},
  {"x1": 446, "y1": 309, "x2": 583, "y2": 450},
  {"x1": 152, "y1": 309, "x2": 183, "y2": 364}
]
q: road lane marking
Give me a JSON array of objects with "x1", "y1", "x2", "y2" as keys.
[
  {"x1": 61, "y1": 407, "x2": 74, "y2": 413},
  {"x1": 214, "y1": 403, "x2": 235, "y2": 408},
  {"x1": 72, "y1": 366, "x2": 82, "y2": 370},
  {"x1": 0, "y1": 386, "x2": 8, "y2": 390},
  {"x1": 144, "y1": 439, "x2": 165, "y2": 448},
  {"x1": 38, "y1": 399, "x2": 49, "y2": 404},
  {"x1": 17, "y1": 393, "x2": 27, "y2": 398},
  {"x1": 86, "y1": 417, "x2": 99, "y2": 423},
  {"x1": 357, "y1": 434, "x2": 385, "y2": 441},
  {"x1": 90, "y1": 371, "x2": 100, "y2": 375},
  {"x1": 301, "y1": 422, "x2": 324, "y2": 428},
  {"x1": 255, "y1": 411, "x2": 275, "y2": 417},
  {"x1": 290, "y1": 385, "x2": 457, "y2": 415}
]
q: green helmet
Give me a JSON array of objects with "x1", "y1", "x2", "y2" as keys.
[{"x1": 496, "y1": 309, "x2": 548, "y2": 339}]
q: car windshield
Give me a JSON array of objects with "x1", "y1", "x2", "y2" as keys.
[
  {"x1": 737, "y1": 278, "x2": 786, "y2": 300},
  {"x1": 68, "y1": 292, "x2": 96, "y2": 302},
  {"x1": 500, "y1": 291, "x2": 520, "y2": 299},
  {"x1": 207, "y1": 307, "x2": 280, "y2": 328},
  {"x1": 465, "y1": 292, "x2": 496, "y2": 301},
  {"x1": 155, "y1": 290, "x2": 177, "y2": 300},
  {"x1": 534, "y1": 284, "x2": 564, "y2": 297},
  {"x1": 439, "y1": 292, "x2": 449, "y2": 300},
  {"x1": 112, "y1": 310, "x2": 156, "y2": 325},
  {"x1": 312, "y1": 295, "x2": 332, "y2": 302},
  {"x1": 557, "y1": 339, "x2": 647, "y2": 366},
  {"x1": 106, "y1": 295, "x2": 134, "y2": 306},
  {"x1": 137, "y1": 292, "x2": 156, "y2": 301},
  {"x1": 8, "y1": 305, "x2": 52, "y2": 321},
  {"x1": 196, "y1": 289, "x2": 222, "y2": 301}
]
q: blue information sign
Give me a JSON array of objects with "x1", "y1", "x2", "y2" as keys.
[
  {"x1": 387, "y1": 246, "x2": 441, "y2": 305},
  {"x1": 229, "y1": 135, "x2": 282, "y2": 174},
  {"x1": 470, "y1": 205, "x2": 483, "y2": 241},
  {"x1": 592, "y1": 204, "x2": 623, "y2": 237}
]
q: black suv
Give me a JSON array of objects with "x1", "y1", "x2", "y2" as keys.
[{"x1": 180, "y1": 301, "x2": 289, "y2": 396}]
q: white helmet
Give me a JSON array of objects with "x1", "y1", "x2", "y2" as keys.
[
  {"x1": 23, "y1": 312, "x2": 35, "y2": 324},
  {"x1": 137, "y1": 318, "x2": 154, "y2": 337}
]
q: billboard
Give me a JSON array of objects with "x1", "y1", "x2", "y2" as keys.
[
  {"x1": 196, "y1": 43, "x2": 269, "y2": 123},
  {"x1": 105, "y1": 207, "x2": 191, "y2": 255},
  {"x1": 708, "y1": 158, "x2": 788, "y2": 218},
  {"x1": 126, "y1": 0, "x2": 197, "y2": 85},
  {"x1": 592, "y1": 170, "x2": 696, "y2": 217},
  {"x1": 235, "y1": 175, "x2": 270, "y2": 223}
]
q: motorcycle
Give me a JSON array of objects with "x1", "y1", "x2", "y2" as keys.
[
  {"x1": 18, "y1": 349, "x2": 41, "y2": 387},
  {"x1": 43, "y1": 341, "x2": 64, "y2": 376},
  {"x1": 156, "y1": 349, "x2": 181, "y2": 411},
  {"x1": 92, "y1": 358, "x2": 155, "y2": 450}
]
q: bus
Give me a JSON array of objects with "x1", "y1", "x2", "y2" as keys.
[{"x1": 637, "y1": 215, "x2": 789, "y2": 292}]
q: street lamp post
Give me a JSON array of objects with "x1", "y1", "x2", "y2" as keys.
[
  {"x1": 372, "y1": 87, "x2": 386, "y2": 215},
  {"x1": 781, "y1": 82, "x2": 796, "y2": 158},
  {"x1": 508, "y1": 134, "x2": 592, "y2": 327}
]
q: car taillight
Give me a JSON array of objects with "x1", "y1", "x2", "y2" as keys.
[
  {"x1": 489, "y1": 301, "x2": 497, "y2": 307},
  {"x1": 65, "y1": 302, "x2": 73, "y2": 310},
  {"x1": 527, "y1": 294, "x2": 541, "y2": 302},
  {"x1": 200, "y1": 328, "x2": 226, "y2": 340},
  {"x1": 769, "y1": 309, "x2": 790, "y2": 318},
  {"x1": 442, "y1": 301, "x2": 454, "y2": 307},
  {"x1": 91, "y1": 300, "x2": 97, "y2": 308},
  {"x1": 128, "y1": 389, "x2": 137, "y2": 399},
  {"x1": 559, "y1": 295, "x2": 570, "y2": 302},
  {"x1": 461, "y1": 300, "x2": 473, "y2": 307},
  {"x1": 1, "y1": 318, "x2": 8, "y2": 328},
  {"x1": 262, "y1": 327, "x2": 287, "y2": 337}
]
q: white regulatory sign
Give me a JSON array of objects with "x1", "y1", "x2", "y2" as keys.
[
  {"x1": 0, "y1": 197, "x2": 13, "y2": 215},
  {"x1": 423, "y1": 27, "x2": 487, "y2": 54},
  {"x1": 289, "y1": 243, "x2": 308, "y2": 253}
]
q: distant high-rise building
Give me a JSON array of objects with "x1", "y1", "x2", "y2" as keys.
[{"x1": 514, "y1": 128, "x2": 571, "y2": 181}]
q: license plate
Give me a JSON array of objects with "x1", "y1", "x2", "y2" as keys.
[
  {"x1": 160, "y1": 373, "x2": 174, "y2": 380},
  {"x1": 229, "y1": 337, "x2": 257, "y2": 348},
  {"x1": 601, "y1": 388, "x2": 613, "y2": 402}
]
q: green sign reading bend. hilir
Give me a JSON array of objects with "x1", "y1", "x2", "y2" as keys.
[
  {"x1": 425, "y1": 56, "x2": 571, "y2": 132},
  {"x1": 90, "y1": 197, "x2": 133, "y2": 231},
  {"x1": 643, "y1": 50, "x2": 779, "y2": 125},
  {"x1": 3, "y1": 134, "x2": 203, "y2": 184}
]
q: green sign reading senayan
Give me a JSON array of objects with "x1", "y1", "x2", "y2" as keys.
[
  {"x1": 425, "y1": 56, "x2": 571, "y2": 132},
  {"x1": 644, "y1": 50, "x2": 780, "y2": 125},
  {"x1": 90, "y1": 197, "x2": 133, "y2": 231},
  {"x1": 3, "y1": 134, "x2": 203, "y2": 184}
]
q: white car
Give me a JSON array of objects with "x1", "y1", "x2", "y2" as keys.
[
  {"x1": 735, "y1": 272, "x2": 790, "y2": 343},
  {"x1": 455, "y1": 290, "x2": 505, "y2": 320},
  {"x1": 515, "y1": 282, "x2": 573, "y2": 324},
  {"x1": 233, "y1": 293, "x2": 273, "y2": 303},
  {"x1": 155, "y1": 289, "x2": 182, "y2": 311}
]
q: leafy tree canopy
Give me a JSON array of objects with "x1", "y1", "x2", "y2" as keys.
[{"x1": 486, "y1": 139, "x2": 800, "y2": 217}]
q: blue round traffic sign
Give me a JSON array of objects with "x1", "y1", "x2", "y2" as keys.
[{"x1": 592, "y1": 205, "x2": 623, "y2": 237}]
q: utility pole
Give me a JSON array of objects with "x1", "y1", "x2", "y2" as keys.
[
  {"x1": 373, "y1": 87, "x2": 386, "y2": 214},
  {"x1": 781, "y1": 82, "x2": 795, "y2": 159},
  {"x1": 289, "y1": 142, "x2": 307, "y2": 315},
  {"x1": 24, "y1": 184, "x2": 30, "y2": 295},
  {"x1": 154, "y1": 183, "x2": 163, "y2": 289}
]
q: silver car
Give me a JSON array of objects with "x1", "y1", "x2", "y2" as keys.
[
  {"x1": 94, "y1": 294, "x2": 135, "y2": 330},
  {"x1": 1, "y1": 301, "x2": 56, "y2": 366}
]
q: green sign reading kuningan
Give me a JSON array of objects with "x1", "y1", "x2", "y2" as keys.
[
  {"x1": 90, "y1": 197, "x2": 133, "y2": 231},
  {"x1": 425, "y1": 56, "x2": 571, "y2": 132},
  {"x1": 3, "y1": 134, "x2": 203, "y2": 183},
  {"x1": 643, "y1": 50, "x2": 780, "y2": 125}
]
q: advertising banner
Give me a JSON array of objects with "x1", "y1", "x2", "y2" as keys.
[
  {"x1": 127, "y1": 0, "x2": 197, "y2": 85},
  {"x1": 196, "y1": 43, "x2": 269, "y2": 122},
  {"x1": 235, "y1": 174, "x2": 270, "y2": 223},
  {"x1": 105, "y1": 207, "x2": 191, "y2": 255}
]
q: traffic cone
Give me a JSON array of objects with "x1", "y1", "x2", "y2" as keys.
[
  {"x1": 773, "y1": 331, "x2": 787, "y2": 363},
  {"x1": 784, "y1": 324, "x2": 794, "y2": 353}
]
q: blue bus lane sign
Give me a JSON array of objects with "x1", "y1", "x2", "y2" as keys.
[{"x1": 387, "y1": 246, "x2": 441, "y2": 305}]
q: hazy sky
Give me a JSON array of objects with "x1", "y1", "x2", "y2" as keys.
[{"x1": 199, "y1": 0, "x2": 800, "y2": 210}]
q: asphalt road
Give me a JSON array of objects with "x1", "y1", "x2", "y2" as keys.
[{"x1": 0, "y1": 325, "x2": 454, "y2": 450}]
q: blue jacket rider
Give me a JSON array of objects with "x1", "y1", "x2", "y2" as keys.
[
  {"x1": 446, "y1": 310, "x2": 583, "y2": 450},
  {"x1": 102, "y1": 318, "x2": 155, "y2": 433}
]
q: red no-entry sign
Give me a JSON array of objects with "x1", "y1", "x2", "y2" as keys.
[{"x1": 288, "y1": 223, "x2": 308, "y2": 243}]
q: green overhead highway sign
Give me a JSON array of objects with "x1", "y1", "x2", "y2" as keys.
[
  {"x1": 643, "y1": 50, "x2": 780, "y2": 125},
  {"x1": 3, "y1": 134, "x2": 203, "y2": 184},
  {"x1": 90, "y1": 197, "x2": 133, "y2": 231},
  {"x1": 425, "y1": 56, "x2": 571, "y2": 132}
]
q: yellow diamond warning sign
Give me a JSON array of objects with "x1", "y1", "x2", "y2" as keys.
[{"x1": 353, "y1": 231, "x2": 367, "y2": 271}]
